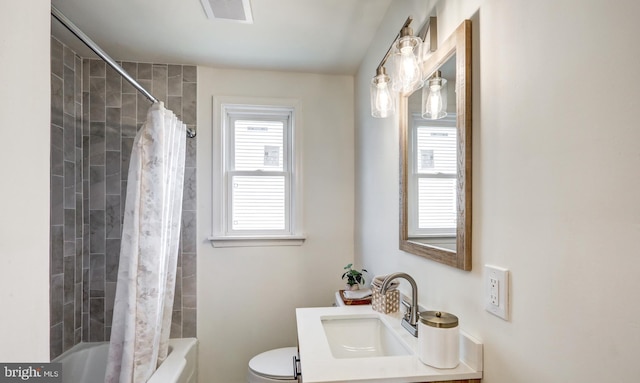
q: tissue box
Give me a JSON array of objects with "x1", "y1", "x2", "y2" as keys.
[{"x1": 371, "y1": 286, "x2": 400, "y2": 314}]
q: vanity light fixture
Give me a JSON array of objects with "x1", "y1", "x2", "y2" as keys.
[
  {"x1": 422, "y1": 70, "x2": 447, "y2": 119},
  {"x1": 370, "y1": 16, "x2": 438, "y2": 118}
]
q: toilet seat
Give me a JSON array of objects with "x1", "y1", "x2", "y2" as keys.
[{"x1": 248, "y1": 347, "x2": 298, "y2": 381}]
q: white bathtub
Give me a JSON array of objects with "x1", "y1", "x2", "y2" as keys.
[{"x1": 53, "y1": 338, "x2": 198, "y2": 383}]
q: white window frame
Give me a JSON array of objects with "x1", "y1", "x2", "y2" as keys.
[
  {"x1": 408, "y1": 112, "x2": 457, "y2": 239},
  {"x1": 209, "y1": 96, "x2": 305, "y2": 247}
]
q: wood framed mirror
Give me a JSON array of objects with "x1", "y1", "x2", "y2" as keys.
[{"x1": 399, "y1": 20, "x2": 472, "y2": 270}]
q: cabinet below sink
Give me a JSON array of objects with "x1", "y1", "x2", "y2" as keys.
[{"x1": 296, "y1": 306, "x2": 483, "y2": 383}]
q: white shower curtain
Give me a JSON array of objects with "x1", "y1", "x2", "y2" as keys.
[{"x1": 105, "y1": 102, "x2": 187, "y2": 383}]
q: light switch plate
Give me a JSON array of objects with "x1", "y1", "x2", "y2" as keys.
[{"x1": 485, "y1": 265, "x2": 509, "y2": 320}]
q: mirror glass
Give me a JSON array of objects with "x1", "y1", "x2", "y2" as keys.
[
  {"x1": 406, "y1": 56, "x2": 456, "y2": 249},
  {"x1": 399, "y1": 20, "x2": 471, "y2": 270}
]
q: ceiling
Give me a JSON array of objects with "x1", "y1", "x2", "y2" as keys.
[{"x1": 51, "y1": 0, "x2": 394, "y2": 75}]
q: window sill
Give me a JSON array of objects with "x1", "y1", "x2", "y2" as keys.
[{"x1": 208, "y1": 235, "x2": 306, "y2": 248}]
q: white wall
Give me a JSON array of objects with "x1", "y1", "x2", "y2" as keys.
[
  {"x1": 356, "y1": 0, "x2": 640, "y2": 382},
  {"x1": 197, "y1": 67, "x2": 354, "y2": 383},
  {"x1": 0, "y1": 1, "x2": 51, "y2": 361}
]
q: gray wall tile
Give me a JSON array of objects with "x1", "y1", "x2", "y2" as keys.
[
  {"x1": 51, "y1": 125, "x2": 64, "y2": 176},
  {"x1": 89, "y1": 299, "x2": 105, "y2": 342},
  {"x1": 90, "y1": 60, "x2": 105, "y2": 77},
  {"x1": 152, "y1": 64, "x2": 168, "y2": 103},
  {"x1": 51, "y1": 39, "x2": 198, "y2": 355},
  {"x1": 105, "y1": 239, "x2": 120, "y2": 284},
  {"x1": 75, "y1": 56, "x2": 82, "y2": 105},
  {"x1": 63, "y1": 303, "x2": 74, "y2": 351},
  {"x1": 105, "y1": 108, "x2": 121, "y2": 151},
  {"x1": 51, "y1": 274, "x2": 64, "y2": 325},
  {"x1": 50, "y1": 226, "x2": 64, "y2": 275},
  {"x1": 121, "y1": 94, "x2": 137, "y2": 137},
  {"x1": 75, "y1": 285, "x2": 82, "y2": 328},
  {"x1": 137, "y1": 63, "x2": 152, "y2": 80},
  {"x1": 121, "y1": 62, "x2": 137, "y2": 94},
  {"x1": 64, "y1": 256, "x2": 75, "y2": 304},
  {"x1": 182, "y1": 82, "x2": 197, "y2": 125},
  {"x1": 105, "y1": 150, "x2": 121, "y2": 195},
  {"x1": 63, "y1": 113, "x2": 76, "y2": 161},
  {"x1": 167, "y1": 96, "x2": 182, "y2": 120},
  {"x1": 89, "y1": 210, "x2": 105, "y2": 254},
  {"x1": 170, "y1": 310, "x2": 182, "y2": 339},
  {"x1": 90, "y1": 254, "x2": 105, "y2": 297},
  {"x1": 64, "y1": 161, "x2": 75, "y2": 209},
  {"x1": 182, "y1": 309, "x2": 197, "y2": 338},
  {"x1": 183, "y1": 295, "x2": 196, "y2": 310},
  {"x1": 63, "y1": 46, "x2": 75, "y2": 70},
  {"x1": 181, "y1": 210, "x2": 196, "y2": 253},
  {"x1": 95, "y1": 123, "x2": 111, "y2": 154},
  {"x1": 185, "y1": 133, "x2": 197, "y2": 168},
  {"x1": 105, "y1": 195, "x2": 121, "y2": 239},
  {"x1": 105, "y1": 65, "x2": 122, "y2": 108},
  {"x1": 63, "y1": 66, "x2": 75, "y2": 115},
  {"x1": 89, "y1": 165, "x2": 105, "y2": 210},
  {"x1": 183, "y1": 66, "x2": 196, "y2": 83},
  {"x1": 89, "y1": 77, "x2": 106, "y2": 122},
  {"x1": 50, "y1": 323, "x2": 63, "y2": 359},
  {"x1": 168, "y1": 65, "x2": 182, "y2": 96},
  {"x1": 51, "y1": 176, "x2": 64, "y2": 226},
  {"x1": 51, "y1": 38, "x2": 63, "y2": 78},
  {"x1": 183, "y1": 167, "x2": 197, "y2": 211},
  {"x1": 51, "y1": 74, "x2": 64, "y2": 127}
]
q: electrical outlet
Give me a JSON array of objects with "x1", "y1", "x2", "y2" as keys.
[
  {"x1": 485, "y1": 265, "x2": 509, "y2": 320},
  {"x1": 489, "y1": 277, "x2": 499, "y2": 306}
]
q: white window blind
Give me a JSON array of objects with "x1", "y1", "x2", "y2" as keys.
[{"x1": 409, "y1": 114, "x2": 457, "y2": 237}]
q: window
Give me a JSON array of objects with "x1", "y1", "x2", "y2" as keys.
[
  {"x1": 408, "y1": 113, "x2": 457, "y2": 238},
  {"x1": 211, "y1": 100, "x2": 304, "y2": 247}
]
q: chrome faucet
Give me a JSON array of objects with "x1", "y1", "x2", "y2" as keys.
[{"x1": 380, "y1": 272, "x2": 419, "y2": 337}]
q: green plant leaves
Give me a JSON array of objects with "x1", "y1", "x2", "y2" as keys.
[{"x1": 341, "y1": 264, "x2": 367, "y2": 285}]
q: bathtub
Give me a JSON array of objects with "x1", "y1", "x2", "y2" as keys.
[{"x1": 53, "y1": 338, "x2": 198, "y2": 383}]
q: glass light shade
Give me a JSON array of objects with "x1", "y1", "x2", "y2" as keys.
[
  {"x1": 370, "y1": 69, "x2": 394, "y2": 118},
  {"x1": 422, "y1": 72, "x2": 447, "y2": 119},
  {"x1": 391, "y1": 33, "x2": 423, "y2": 94}
]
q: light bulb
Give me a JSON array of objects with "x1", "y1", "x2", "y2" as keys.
[
  {"x1": 370, "y1": 68, "x2": 395, "y2": 118},
  {"x1": 398, "y1": 52, "x2": 420, "y2": 92},
  {"x1": 376, "y1": 83, "x2": 392, "y2": 115},
  {"x1": 391, "y1": 32, "x2": 422, "y2": 94},
  {"x1": 422, "y1": 71, "x2": 447, "y2": 120}
]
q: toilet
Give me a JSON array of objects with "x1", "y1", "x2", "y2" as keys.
[
  {"x1": 247, "y1": 346, "x2": 299, "y2": 382},
  {"x1": 247, "y1": 293, "x2": 346, "y2": 382}
]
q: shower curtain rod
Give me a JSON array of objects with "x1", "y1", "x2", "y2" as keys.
[{"x1": 51, "y1": 5, "x2": 196, "y2": 139}]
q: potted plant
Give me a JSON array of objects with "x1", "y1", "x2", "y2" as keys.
[{"x1": 342, "y1": 263, "x2": 368, "y2": 291}]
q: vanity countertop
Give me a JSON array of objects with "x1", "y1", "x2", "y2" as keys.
[{"x1": 296, "y1": 306, "x2": 483, "y2": 383}]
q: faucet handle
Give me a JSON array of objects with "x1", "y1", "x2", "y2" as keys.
[{"x1": 401, "y1": 299, "x2": 413, "y2": 320}]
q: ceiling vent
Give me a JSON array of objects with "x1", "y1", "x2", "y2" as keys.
[{"x1": 200, "y1": 0, "x2": 254, "y2": 23}]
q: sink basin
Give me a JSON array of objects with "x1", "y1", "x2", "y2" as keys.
[{"x1": 321, "y1": 316, "x2": 411, "y2": 358}]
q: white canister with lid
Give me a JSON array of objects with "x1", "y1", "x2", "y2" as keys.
[{"x1": 417, "y1": 311, "x2": 459, "y2": 369}]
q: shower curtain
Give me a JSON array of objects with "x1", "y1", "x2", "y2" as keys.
[{"x1": 105, "y1": 102, "x2": 187, "y2": 383}]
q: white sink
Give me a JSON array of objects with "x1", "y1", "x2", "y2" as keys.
[
  {"x1": 321, "y1": 315, "x2": 411, "y2": 358},
  {"x1": 296, "y1": 306, "x2": 483, "y2": 383}
]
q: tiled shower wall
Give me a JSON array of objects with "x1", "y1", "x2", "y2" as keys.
[
  {"x1": 50, "y1": 37, "x2": 83, "y2": 358},
  {"x1": 50, "y1": 36, "x2": 197, "y2": 359}
]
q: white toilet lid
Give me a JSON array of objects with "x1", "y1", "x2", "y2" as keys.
[{"x1": 248, "y1": 347, "x2": 298, "y2": 380}]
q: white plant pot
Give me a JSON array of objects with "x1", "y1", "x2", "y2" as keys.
[{"x1": 345, "y1": 284, "x2": 360, "y2": 291}]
